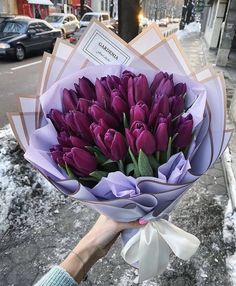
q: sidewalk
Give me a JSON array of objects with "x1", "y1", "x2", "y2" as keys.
[{"x1": 0, "y1": 27, "x2": 236, "y2": 286}]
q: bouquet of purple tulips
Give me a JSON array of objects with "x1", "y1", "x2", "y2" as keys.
[
  {"x1": 48, "y1": 70, "x2": 192, "y2": 187},
  {"x1": 8, "y1": 22, "x2": 231, "y2": 282}
]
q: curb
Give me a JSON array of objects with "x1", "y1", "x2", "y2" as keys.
[{"x1": 222, "y1": 147, "x2": 236, "y2": 211}]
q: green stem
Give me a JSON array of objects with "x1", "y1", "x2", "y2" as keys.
[
  {"x1": 156, "y1": 151, "x2": 160, "y2": 163},
  {"x1": 118, "y1": 160, "x2": 125, "y2": 173},
  {"x1": 166, "y1": 137, "x2": 172, "y2": 161}
]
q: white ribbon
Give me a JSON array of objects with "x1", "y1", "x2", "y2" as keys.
[{"x1": 121, "y1": 219, "x2": 200, "y2": 282}]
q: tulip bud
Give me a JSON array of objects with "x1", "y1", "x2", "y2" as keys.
[
  {"x1": 95, "y1": 78, "x2": 111, "y2": 109},
  {"x1": 155, "y1": 94, "x2": 170, "y2": 117},
  {"x1": 79, "y1": 77, "x2": 96, "y2": 100},
  {"x1": 155, "y1": 122, "x2": 169, "y2": 151},
  {"x1": 70, "y1": 136, "x2": 90, "y2": 149},
  {"x1": 57, "y1": 131, "x2": 72, "y2": 147},
  {"x1": 62, "y1": 88, "x2": 78, "y2": 112},
  {"x1": 174, "y1": 83, "x2": 187, "y2": 97},
  {"x1": 72, "y1": 147, "x2": 97, "y2": 176},
  {"x1": 173, "y1": 114, "x2": 193, "y2": 148},
  {"x1": 128, "y1": 74, "x2": 151, "y2": 107},
  {"x1": 130, "y1": 101, "x2": 149, "y2": 124},
  {"x1": 169, "y1": 96, "x2": 184, "y2": 118},
  {"x1": 125, "y1": 121, "x2": 156, "y2": 155},
  {"x1": 104, "y1": 129, "x2": 128, "y2": 160},
  {"x1": 89, "y1": 104, "x2": 119, "y2": 129},
  {"x1": 111, "y1": 90, "x2": 129, "y2": 120},
  {"x1": 77, "y1": 98, "x2": 93, "y2": 114},
  {"x1": 64, "y1": 112, "x2": 77, "y2": 134},
  {"x1": 106, "y1": 75, "x2": 121, "y2": 92},
  {"x1": 47, "y1": 109, "x2": 67, "y2": 132},
  {"x1": 150, "y1": 72, "x2": 165, "y2": 96},
  {"x1": 51, "y1": 150, "x2": 65, "y2": 166},
  {"x1": 73, "y1": 111, "x2": 93, "y2": 142}
]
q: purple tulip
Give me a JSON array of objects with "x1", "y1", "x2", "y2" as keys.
[
  {"x1": 104, "y1": 129, "x2": 128, "y2": 161},
  {"x1": 121, "y1": 70, "x2": 136, "y2": 92},
  {"x1": 95, "y1": 78, "x2": 111, "y2": 109},
  {"x1": 51, "y1": 149, "x2": 65, "y2": 166},
  {"x1": 63, "y1": 147, "x2": 97, "y2": 176},
  {"x1": 155, "y1": 122, "x2": 169, "y2": 151},
  {"x1": 156, "y1": 74, "x2": 174, "y2": 98},
  {"x1": 169, "y1": 96, "x2": 184, "y2": 118},
  {"x1": 70, "y1": 136, "x2": 90, "y2": 149},
  {"x1": 128, "y1": 74, "x2": 152, "y2": 107},
  {"x1": 173, "y1": 114, "x2": 193, "y2": 148},
  {"x1": 65, "y1": 111, "x2": 93, "y2": 142},
  {"x1": 47, "y1": 109, "x2": 67, "y2": 132},
  {"x1": 130, "y1": 101, "x2": 149, "y2": 124},
  {"x1": 150, "y1": 72, "x2": 165, "y2": 96},
  {"x1": 106, "y1": 75, "x2": 121, "y2": 92},
  {"x1": 89, "y1": 104, "x2": 119, "y2": 129},
  {"x1": 65, "y1": 112, "x2": 78, "y2": 134},
  {"x1": 77, "y1": 98, "x2": 93, "y2": 114},
  {"x1": 149, "y1": 94, "x2": 170, "y2": 127},
  {"x1": 111, "y1": 89, "x2": 129, "y2": 120},
  {"x1": 57, "y1": 131, "x2": 72, "y2": 147},
  {"x1": 79, "y1": 77, "x2": 96, "y2": 100},
  {"x1": 73, "y1": 111, "x2": 93, "y2": 142},
  {"x1": 125, "y1": 121, "x2": 156, "y2": 155},
  {"x1": 174, "y1": 83, "x2": 187, "y2": 97},
  {"x1": 62, "y1": 88, "x2": 78, "y2": 112},
  {"x1": 90, "y1": 123, "x2": 127, "y2": 160}
]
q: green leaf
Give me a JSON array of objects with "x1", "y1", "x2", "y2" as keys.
[
  {"x1": 128, "y1": 147, "x2": 140, "y2": 177},
  {"x1": 94, "y1": 152, "x2": 107, "y2": 164},
  {"x1": 65, "y1": 163, "x2": 76, "y2": 179},
  {"x1": 126, "y1": 163, "x2": 134, "y2": 175},
  {"x1": 148, "y1": 155, "x2": 158, "y2": 170},
  {"x1": 138, "y1": 150, "x2": 153, "y2": 176},
  {"x1": 90, "y1": 170, "x2": 108, "y2": 180},
  {"x1": 85, "y1": 146, "x2": 101, "y2": 153},
  {"x1": 123, "y1": 113, "x2": 129, "y2": 129},
  {"x1": 102, "y1": 159, "x2": 115, "y2": 166}
]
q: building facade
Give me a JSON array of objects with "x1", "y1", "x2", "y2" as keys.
[
  {"x1": 0, "y1": 0, "x2": 18, "y2": 16},
  {"x1": 202, "y1": 0, "x2": 236, "y2": 66}
]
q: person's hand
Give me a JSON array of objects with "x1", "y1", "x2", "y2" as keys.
[
  {"x1": 60, "y1": 215, "x2": 148, "y2": 283},
  {"x1": 83, "y1": 215, "x2": 147, "y2": 257}
]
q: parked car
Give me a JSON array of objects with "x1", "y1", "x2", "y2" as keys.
[
  {"x1": 0, "y1": 18, "x2": 61, "y2": 60},
  {"x1": 79, "y1": 12, "x2": 110, "y2": 28},
  {"x1": 69, "y1": 26, "x2": 87, "y2": 44},
  {"x1": 45, "y1": 13, "x2": 79, "y2": 38},
  {"x1": 158, "y1": 19, "x2": 168, "y2": 27}
]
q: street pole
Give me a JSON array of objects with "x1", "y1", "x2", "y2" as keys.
[
  {"x1": 80, "y1": 0, "x2": 84, "y2": 19},
  {"x1": 118, "y1": 0, "x2": 140, "y2": 42}
]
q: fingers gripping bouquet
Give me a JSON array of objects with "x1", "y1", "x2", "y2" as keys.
[{"x1": 9, "y1": 22, "x2": 231, "y2": 282}]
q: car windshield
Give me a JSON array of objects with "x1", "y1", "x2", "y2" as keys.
[
  {"x1": 0, "y1": 21, "x2": 27, "y2": 33},
  {"x1": 45, "y1": 15, "x2": 63, "y2": 23},
  {"x1": 81, "y1": 14, "x2": 99, "y2": 22}
]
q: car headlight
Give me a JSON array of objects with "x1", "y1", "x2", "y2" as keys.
[{"x1": 0, "y1": 43, "x2": 10, "y2": 49}]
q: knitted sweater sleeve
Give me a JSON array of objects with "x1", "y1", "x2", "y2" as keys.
[{"x1": 34, "y1": 266, "x2": 79, "y2": 286}]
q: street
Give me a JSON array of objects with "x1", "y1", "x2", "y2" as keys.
[{"x1": 0, "y1": 55, "x2": 42, "y2": 127}]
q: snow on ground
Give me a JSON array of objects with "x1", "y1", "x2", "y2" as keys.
[
  {"x1": 223, "y1": 200, "x2": 236, "y2": 285},
  {"x1": 0, "y1": 125, "x2": 67, "y2": 237},
  {"x1": 176, "y1": 22, "x2": 201, "y2": 40}
]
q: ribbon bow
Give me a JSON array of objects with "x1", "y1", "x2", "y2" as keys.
[{"x1": 121, "y1": 219, "x2": 200, "y2": 282}]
